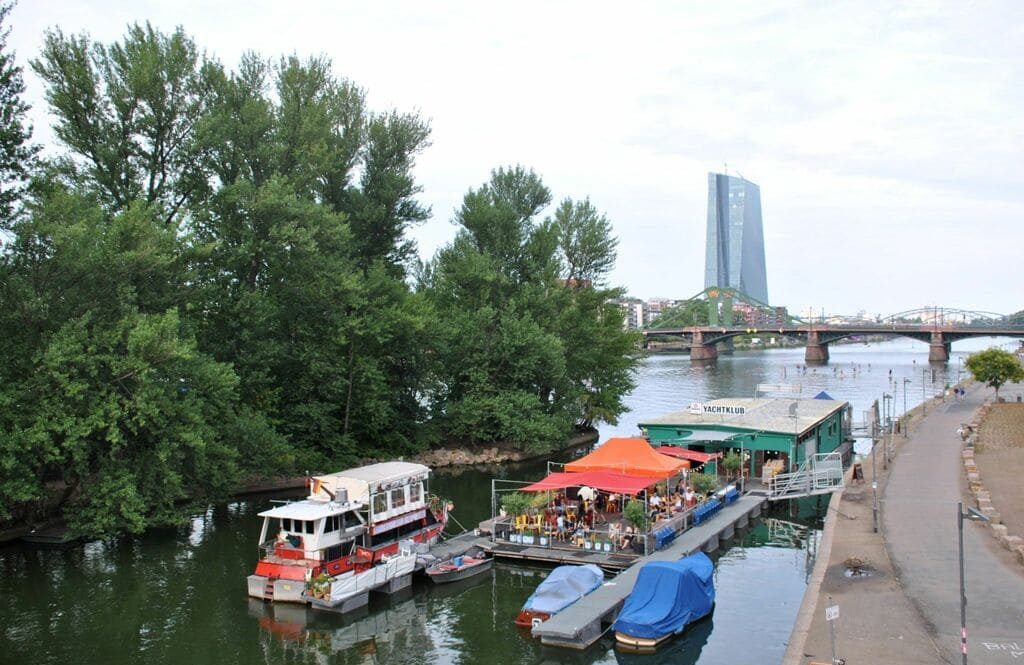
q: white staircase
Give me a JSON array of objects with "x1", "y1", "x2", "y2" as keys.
[{"x1": 767, "y1": 452, "x2": 845, "y2": 500}]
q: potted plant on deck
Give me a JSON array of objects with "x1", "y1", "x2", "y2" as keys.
[
  {"x1": 501, "y1": 492, "x2": 533, "y2": 543},
  {"x1": 690, "y1": 472, "x2": 719, "y2": 500},
  {"x1": 623, "y1": 499, "x2": 649, "y2": 553}
]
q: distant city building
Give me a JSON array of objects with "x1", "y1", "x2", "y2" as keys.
[{"x1": 704, "y1": 172, "x2": 769, "y2": 304}]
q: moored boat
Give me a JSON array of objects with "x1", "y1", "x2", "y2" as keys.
[
  {"x1": 514, "y1": 563, "x2": 604, "y2": 628},
  {"x1": 425, "y1": 553, "x2": 493, "y2": 584},
  {"x1": 613, "y1": 552, "x2": 715, "y2": 650},
  {"x1": 247, "y1": 461, "x2": 448, "y2": 603}
]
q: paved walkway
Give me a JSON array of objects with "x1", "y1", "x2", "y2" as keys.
[{"x1": 787, "y1": 383, "x2": 1024, "y2": 665}]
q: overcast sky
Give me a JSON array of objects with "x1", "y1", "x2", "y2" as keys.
[{"x1": 8, "y1": 1, "x2": 1024, "y2": 317}]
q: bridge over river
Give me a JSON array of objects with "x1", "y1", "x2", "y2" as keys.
[{"x1": 643, "y1": 297, "x2": 1024, "y2": 363}]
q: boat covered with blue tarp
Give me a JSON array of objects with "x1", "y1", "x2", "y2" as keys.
[
  {"x1": 514, "y1": 564, "x2": 604, "y2": 628},
  {"x1": 613, "y1": 552, "x2": 715, "y2": 649}
]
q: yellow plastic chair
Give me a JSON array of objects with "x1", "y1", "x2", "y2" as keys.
[{"x1": 514, "y1": 514, "x2": 527, "y2": 534}]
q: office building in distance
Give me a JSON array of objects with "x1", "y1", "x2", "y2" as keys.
[{"x1": 704, "y1": 172, "x2": 769, "y2": 303}]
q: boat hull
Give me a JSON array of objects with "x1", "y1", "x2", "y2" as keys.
[
  {"x1": 426, "y1": 557, "x2": 492, "y2": 584},
  {"x1": 514, "y1": 609, "x2": 551, "y2": 628},
  {"x1": 614, "y1": 630, "x2": 674, "y2": 650}
]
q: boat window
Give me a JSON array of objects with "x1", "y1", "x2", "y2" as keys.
[
  {"x1": 409, "y1": 482, "x2": 422, "y2": 503},
  {"x1": 305, "y1": 520, "x2": 315, "y2": 534},
  {"x1": 390, "y1": 488, "x2": 406, "y2": 509},
  {"x1": 373, "y1": 492, "x2": 388, "y2": 515},
  {"x1": 282, "y1": 518, "x2": 291, "y2": 532}
]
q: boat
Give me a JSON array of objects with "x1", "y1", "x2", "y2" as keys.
[
  {"x1": 247, "y1": 461, "x2": 449, "y2": 604},
  {"x1": 613, "y1": 552, "x2": 715, "y2": 650},
  {"x1": 425, "y1": 553, "x2": 492, "y2": 584},
  {"x1": 425, "y1": 552, "x2": 493, "y2": 584},
  {"x1": 514, "y1": 563, "x2": 604, "y2": 628}
]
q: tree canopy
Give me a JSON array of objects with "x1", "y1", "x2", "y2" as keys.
[
  {"x1": 0, "y1": 21, "x2": 639, "y2": 537},
  {"x1": 964, "y1": 347, "x2": 1024, "y2": 399}
]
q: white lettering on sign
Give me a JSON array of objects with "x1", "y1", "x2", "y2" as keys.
[{"x1": 825, "y1": 605, "x2": 839, "y2": 622}]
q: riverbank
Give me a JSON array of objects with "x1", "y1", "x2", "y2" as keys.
[
  {"x1": 785, "y1": 380, "x2": 1024, "y2": 665},
  {"x1": 0, "y1": 429, "x2": 599, "y2": 544}
]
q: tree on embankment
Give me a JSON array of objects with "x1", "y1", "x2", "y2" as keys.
[
  {"x1": 0, "y1": 18, "x2": 639, "y2": 537},
  {"x1": 420, "y1": 166, "x2": 639, "y2": 453},
  {"x1": 965, "y1": 347, "x2": 1024, "y2": 400}
]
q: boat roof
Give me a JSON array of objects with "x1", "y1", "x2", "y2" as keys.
[
  {"x1": 310, "y1": 461, "x2": 431, "y2": 503},
  {"x1": 258, "y1": 500, "x2": 355, "y2": 520}
]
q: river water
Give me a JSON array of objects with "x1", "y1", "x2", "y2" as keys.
[{"x1": 0, "y1": 338, "x2": 1011, "y2": 665}]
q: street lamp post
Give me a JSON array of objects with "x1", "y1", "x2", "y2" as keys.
[
  {"x1": 902, "y1": 378, "x2": 910, "y2": 437},
  {"x1": 882, "y1": 393, "x2": 892, "y2": 469},
  {"x1": 958, "y1": 502, "x2": 990, "y2": 665},
  {"x1": 922, "y1": 368, "x2": 928, "y2": 414}
]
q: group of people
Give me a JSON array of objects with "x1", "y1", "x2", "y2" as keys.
[{"x1": 647, "y1": 484, "x2": 698, "y2": 520}]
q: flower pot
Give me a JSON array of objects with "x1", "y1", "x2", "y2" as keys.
[
  {"x1": 584, "y1": 541, "x2": 593, "y2": 550},
  {"x1": 539, "y1": 536, "x2": 549, "y2": 547},
  {"x1": 602, "y1": 542, "x2": 612, "y2": 552}
]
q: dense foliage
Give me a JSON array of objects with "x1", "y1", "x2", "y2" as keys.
[
  {"x1": 964, "y1": 347, "x2": 1024, "y2": 399},
  {"x1": 0, "y1": 19, "x2": 638, "y2": 536}
]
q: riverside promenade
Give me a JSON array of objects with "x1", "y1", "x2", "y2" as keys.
[{"x1": 785, "y1": 382, "x2": 1024, "y2": 665}]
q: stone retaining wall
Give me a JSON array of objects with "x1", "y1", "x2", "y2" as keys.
[{"x1": 962, "y1": 403, "x2": 1024, "y2": 567}]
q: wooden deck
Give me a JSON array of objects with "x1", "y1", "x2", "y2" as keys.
[
  {"x1": 486, "y1": 542, "x2": 639, "y2": 572},
  {"x1": 531, "y1": 493, "x2": 768, "y2": 650}
]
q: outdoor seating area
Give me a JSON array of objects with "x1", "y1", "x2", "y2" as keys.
[{"x1": 489, "y1": 437, "x2": 747, "y2": 560}]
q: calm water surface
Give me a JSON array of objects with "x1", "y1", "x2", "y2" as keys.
[{"x1": 0, "y1": 337, "x2": 1010, "y2": 664}]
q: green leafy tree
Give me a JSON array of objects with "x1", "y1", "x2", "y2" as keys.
[
  {"x1": 32, "y1": 23, "x2": 210, "y2": 224},
  {"x1": 965, "y1": 347, "x2": 1024, "y2": 399},
  {"x1": 424, "y1": 167, "x2": 638, "y2": 451},
  {"x1": 0, "y1": 2, "x2": 38, "y2": 225},
  {"x1": 0, "y1": 181, "x2": 276, "y2": 535},
  {"x1": 649, "y1": 299, "x2": 710, "y2": 328}
]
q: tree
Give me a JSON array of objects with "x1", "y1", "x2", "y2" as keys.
[
  {"x1": 964, "y1": 347, "x2": 1024, "y2": 399},
  {"x1": 32, "y1": 23, "x2": 209, "y2": 224},
  {"x1": 0, "y1": 2, "x2": 38, "y2": 225},
  {"x1": 552, "y1": 197, "x2": 617, "y2": 285},
  {"x1": 649, "y1": 299, "x2": 710, "y2": 328},
  {"x1": 0, "y1": 180, "x2": 276, "y2": 536},
  {"x1": 424, "y1": 167, "x2": 638, "y2": 452}
]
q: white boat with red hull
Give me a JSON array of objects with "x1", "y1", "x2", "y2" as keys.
[{"x1": 247, "y1": 461, "x2": 448, "y2": 604}]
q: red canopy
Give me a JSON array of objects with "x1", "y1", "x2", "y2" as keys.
[
  {"x1": 564, "y1": 437, "x2": 689, "y2": 477},
  {"x1": 520, "y1": 470, "x2": 657, "y2": 496},
  {"x1": 655, "y1": 446, "x2": 721, "y2": 464}
]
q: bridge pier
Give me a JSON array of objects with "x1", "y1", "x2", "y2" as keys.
[
  {"x1": 804, "y1": 330, "x2": 829, "y2": 364},
  {"x1": 690, "y1": 330, "x2": 718, "y2": 361},
  {"x1": 928, "y1": 331, "x2": 950, "y2": 362}
]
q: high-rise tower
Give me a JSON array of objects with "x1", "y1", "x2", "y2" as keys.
[{"x1": 704, "y1": 172, "x2": 768, "y2": 303}]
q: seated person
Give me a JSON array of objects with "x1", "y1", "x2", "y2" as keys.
[
  {"x1": 572, "y1": 525, "x2": 587, "y2": 547},
  {"x1": 618, "y1": 525, "x2": 635, "y2": 551},
  {"x1": 608, "y1": 521, "x2": 621, "y2": 543}
]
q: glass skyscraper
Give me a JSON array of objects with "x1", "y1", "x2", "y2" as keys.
[{"x1": 704, "y1": 172, "x2": 769, "y2": 304}]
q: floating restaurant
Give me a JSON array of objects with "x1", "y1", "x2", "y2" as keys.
[{"x1": 638, "y1": 395, "x2": 853, "y2": 481}]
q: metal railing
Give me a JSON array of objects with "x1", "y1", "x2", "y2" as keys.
[{"x1": 768, "y1": 452, "x2": 844, "y2": 500}]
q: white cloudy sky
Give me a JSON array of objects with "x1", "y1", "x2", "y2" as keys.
[{"x1": 8, "y1": 1, "x2": 1024, "y2": 316}]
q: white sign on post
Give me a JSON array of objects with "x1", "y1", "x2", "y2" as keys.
[{"x1": 825, "y1": 605, "x2": 840, "y2": 622}]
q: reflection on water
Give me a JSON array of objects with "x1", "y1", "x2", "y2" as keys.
[{"x1": 2, "y1": 338, "x2": 1012, "y2": 665}]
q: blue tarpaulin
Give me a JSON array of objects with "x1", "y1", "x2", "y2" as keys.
[
  {"x1": 612, "y1": 553, "x2": 715, "y2": 640},
  {"x1": 521, "y1": 564, "x2": 604, "y2": 615},
  {"x1": 813, "y1": 390, "x2": 835, "y2": 400}
]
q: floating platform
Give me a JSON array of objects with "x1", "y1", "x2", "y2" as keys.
[{"x1": 531, "y1": 493, "x2": 766, "y2": 650}]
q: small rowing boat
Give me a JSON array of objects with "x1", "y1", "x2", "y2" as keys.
[{"x1": 425, "y1": 554, "x2": 493, "y2": 584}]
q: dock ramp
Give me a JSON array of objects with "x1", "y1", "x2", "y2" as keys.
[{"x1": 767, "y1": 452, "x2": 844, "y2": 500}]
